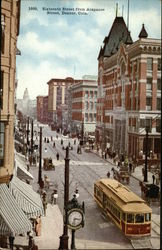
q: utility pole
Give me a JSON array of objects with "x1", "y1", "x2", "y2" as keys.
[
  {"x1": 26, "y1": 116, "x2": 30, "y2": 147},
  {"x1": 38, "y1": 126, "x2": 42, "y2": 185},
  {"x1": 144, "y1": 127, "x2": 149, "y2": 182},
  {"x1": 59, "y1": 146, "x2": 70, "y2": 250},
  {"x1": 31, "y1": 119, "x2": 34, "y2": 163}
]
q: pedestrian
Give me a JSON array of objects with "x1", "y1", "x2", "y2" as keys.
[
  {"x1": 51, "y1": 136, "x2": 53, "y2": 141},
  {"x1": 152, "y1": 174, "x2": 155, "y2": 185},
  {"x1": 27, "y1": 163, "x2": 30, "y2": 171},
  {"x1": 56, "y1": 152, "x2": 59, "y2": 160},
  {"x1": 92, "y1": 144, "x2": 94, "y2": 150},
  {"x1": 61, "y1": 139, "x2": 63, "y2": 145},
  {"x1": 9, "y1": 235, "x2": 15, "y2": 250},
  {"x1": 51, "y1": 189, "x2": 58, "y2": 205},
  {"x1": 107, "y1": 171, "x2": 110, "y2": 178},
  {"x1": 53, "y1": 142, "x2": 55, "y2": 148},
  {"x1": 42, "y1": 191, "x2": 47, "y2": 216},
  {"x1": 74, "y1": 139, "x2": 76, "y2": 145},
  {"x1": 129, "y1": 162, "x2": 132, "y2": 172}
]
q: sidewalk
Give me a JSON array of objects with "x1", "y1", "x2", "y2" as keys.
[{"x1": 34, "y1": 204, "x2": 63, "y2": 249}]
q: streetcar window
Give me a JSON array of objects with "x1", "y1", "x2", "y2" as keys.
[
  {"x1": 127, "y1": 214, "x2": 134, "y2": 223},
  {"x1": 145, "y1": 213, "x2": 151, "y2": 222},
  {"x1": 135, "y1": 214, "x2": 144, "y2": 223},
  {"x1": 122, "y1": 213, "x2": 126, "y2": 221}
]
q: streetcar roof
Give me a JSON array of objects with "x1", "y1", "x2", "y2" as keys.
[{"x1": 95, "y1": 179, "x2": 152, "y2": 213}]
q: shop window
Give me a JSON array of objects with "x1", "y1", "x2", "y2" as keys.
[
  {"x1": 0, "y1": 71, "x2": 4, "y2": 109},
  {"x1": 0, "y1": 122, "x2": 5, "y2": 167},
  {"x1": 147, "y1": 58, "x2": 153, "y2": 71}
]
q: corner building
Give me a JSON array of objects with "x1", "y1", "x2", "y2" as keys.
[
  {"x1": 0, "y1": 0, "x2": 21, "y2": 184},
  {"x1": 96, "y1": 16, "x2": 161, "y2": 161}
]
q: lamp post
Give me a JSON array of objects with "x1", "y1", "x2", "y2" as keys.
[
  {"x1": 80, "y1": 119, "x2": 84, "y2": 146},
  {"x1": 59, "y1": 146, "x2": 70, "y2": 250},
  {"x1": 144, "y1": 126, "x2": 149, "y2": 182},
  {"x1": 38, "y1": 126, "x2": 43, "y2": 186}
]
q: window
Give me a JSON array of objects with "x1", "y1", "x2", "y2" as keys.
[
  {"x1": 94, "y1": 102, "x2": 97, "y2": 110},
  {"x1": 147, "y1": 58, "x2": 153, "y2": 71},
  {"x1": 157, "y1": 79, "x2": 161, "y2": 91},
  {"x1": 0, "y1": 122, "x2": 5, "y2": 167},
  {"x1": 85, "y1": 113, "x2": 88, "y2": 122},
  {"x1": 156, "y1": 119, "x2": 161, "y2": 133},
  {"x1": 0, "y1": 71, "x2": 4, "y2": 109},
  {"x1": 127, "y1": 214, "x2": 134, "y2": 223},
  {"x1": 89, "y1": 113, "x2": 93, "y2": 122},
  {"x1": 94, "y1": 91, "x2": 97, "y2": 98},
  {"x1": 146, "y1": 78, "x2": 152, "y2": 90},
  {"x1": 146, "y1": 97, "x2": 152, "y2": 110},
  {"x1": 145, "y1": 213, "x2": 151, "y2": 222},
  {"x1": 157, "y1": 58, "x2": 161, "y2": 71},
  {"x1": 94, "y1": 114, "x2": 96, "y2": 122},
  {"x1": 90, "y1": 102, "x2": 93, "y2": 110},
  {"x1": 90, "y1": 91, "x2": 93, "y2": 98},
  {"x1": 1, "y1": 15, "x2": 5, "y2": 54},
  {"x1": 85, "y1": 91, "x2": 88, "y2": 98},
  {"x1": 85, "y1": 101, "x2": 88, "y2": 110},
  {"x1": 135, "y1": 214, "x2": 144, "y2": 223},
  {"x1": 157, "y1": 98, "x2": 161, "y2": 111}
]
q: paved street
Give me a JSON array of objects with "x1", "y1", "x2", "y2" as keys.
[{"x1": 20, "y1": 123, "x2": 160, "y2": 250}]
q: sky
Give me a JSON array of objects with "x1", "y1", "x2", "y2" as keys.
[{"x1": 16, "y1": 0, "x2": 161, "y2": 100}]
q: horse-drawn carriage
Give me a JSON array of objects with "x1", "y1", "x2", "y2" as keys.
[
  {"x1": 43, "y1": 158, "x2": 55, "y2": 171},
  {"x1": 113, "y1": 169, "x2": 130, "y2": 184}
]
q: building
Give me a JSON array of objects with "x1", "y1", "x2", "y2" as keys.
[
  {"x1": 37, "y1": 95, "x2": 52, "y2": 124},
  {"x1": 0, "y1": 0, "x2": 21, "y2": 184},
  {"x1": 96, "y1": 16, "x2": 161, "y2": 161},
  {"x1": 68, "y1": 75, "x2": 98, "y2": 136},
  {"x1": 47, "y1": 77, "x2": 82, "y2": 127},
  {"x1": 16, "y1": 88, "x2": 37, "y2": 119}
]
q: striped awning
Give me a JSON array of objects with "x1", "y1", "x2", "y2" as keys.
[
  {"x1": 9, "y1": 176, "x2": 44, "y2": 219},
  {"x1": 17, "y1": 164, "x2": 34, "y2": 181},
  {"x1": 0, "y1": 184, "x2": 32, "y2": 236}
]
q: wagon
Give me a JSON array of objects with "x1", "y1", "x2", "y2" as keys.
[{"x1": 43, "y1": 158, "x2": 55, "y2": 170}]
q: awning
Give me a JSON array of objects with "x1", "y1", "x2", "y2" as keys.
[
  {"x1": 17, "y1": 164, "x2": 34, "y2": 181},
  {"x1": 0, "y1": 184, "x2": 32, "y2": 236},
  {"x1": 9, "y1": 176, "x2": 44, "y2": 219}
]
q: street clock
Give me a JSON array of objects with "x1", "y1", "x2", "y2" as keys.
[{"x1": 67, "y1": 208, "x2": 84, "y2": 230}]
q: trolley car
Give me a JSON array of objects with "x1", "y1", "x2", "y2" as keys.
[{"x1": 94, "y1": 179, "x2": 152, "y2": 237}]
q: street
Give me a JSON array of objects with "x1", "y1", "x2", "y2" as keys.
[{"x1": 29, "y1": 123, "x2": 160, "y2": 249}]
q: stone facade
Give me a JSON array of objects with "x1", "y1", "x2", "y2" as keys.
[{"x1": 0, "y1": 0, "x2": 21, "y2": 184}]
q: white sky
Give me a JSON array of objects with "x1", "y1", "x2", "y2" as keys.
[{"x1": 16, "y1": 0, "x2": 161, "y2": 99}]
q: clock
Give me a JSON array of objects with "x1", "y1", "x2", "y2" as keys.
[{"x1": 67, "y1": 208, "x2": 84, "y2": 230}]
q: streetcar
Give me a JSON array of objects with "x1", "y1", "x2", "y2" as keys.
[{"x1": 94, "y1": 179, "x2": 152, "y2": 237}]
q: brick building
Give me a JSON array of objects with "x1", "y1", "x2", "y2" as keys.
[
  {"x1": 68, "y1": 75, "x2": 98, "y2": 135},
  {"x1": 0, "y1": 0, "x2": 21, "y2": 184},
  {"x1": 47, "y1": 77, "x2": 81, "y2": 128},
  {"x1": 96, "y1": 16, "x2": 161, "y2": 161},
  {"x1": 37, "y1": 95, "x2": 52, "y2": 124}
]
